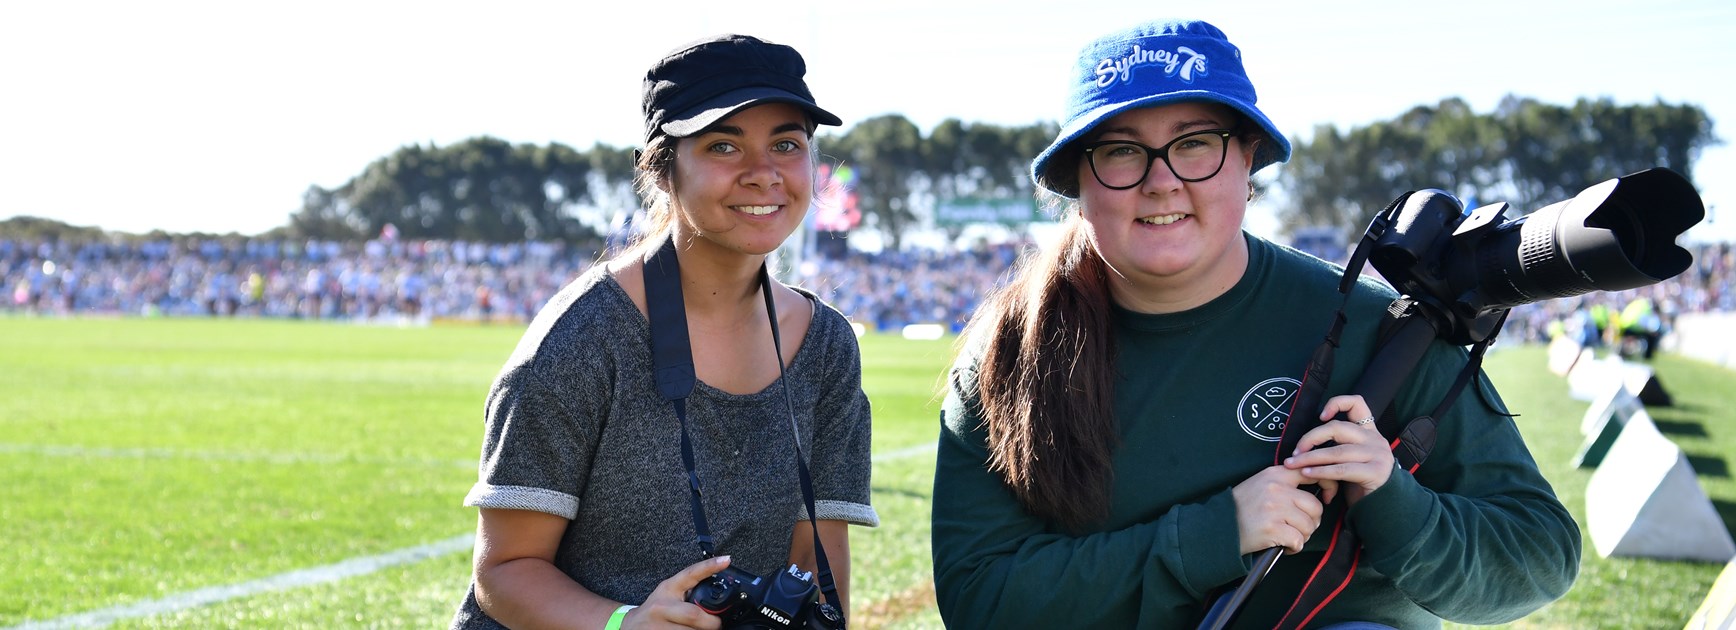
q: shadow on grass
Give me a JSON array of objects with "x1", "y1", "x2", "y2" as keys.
[
  {"x1": 1667, "y1": 400, "x2": 1707, "y2": 413},
  {"x1": 1713, "y1": 499, "x2": 1736, "y2": 540},
  {"x1": 1655, "y1": 419, "x2": 1710, "y2": 438},
  {"x1": 1687, "y1": 454, "x2": 1731, "y2": 479}
]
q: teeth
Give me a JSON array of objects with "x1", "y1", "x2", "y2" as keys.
[
  {"x1": 736, "y1": 205, "x2": 778, "y2": 216},
  {"x1": 1137, "y1": 214, "x2": 1183, "y2": 225}
]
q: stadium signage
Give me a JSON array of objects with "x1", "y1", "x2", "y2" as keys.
[{"x1": 935, "y1": 197, "x2": 1045, "y2": 227}]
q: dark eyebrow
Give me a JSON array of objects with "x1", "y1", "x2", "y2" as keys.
[
  {"x1": 1170, "y1": 118, "x2": 1225, "y2": 133},
  {"x1": 701, "y1": 122, "x2": 811, "y2": 138},
  {"x1": 1092, "y1": 118, "x2": 1225, "y2": 142}
]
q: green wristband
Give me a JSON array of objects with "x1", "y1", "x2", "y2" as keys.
[{"x1": 604, "y1": 604, "x2": 634, "y2": 630}]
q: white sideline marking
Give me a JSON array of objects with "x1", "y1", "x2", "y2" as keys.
[
  {"x1": 0, "y1": 443, "x2": 474, "y2": 469},
  {"x1": 6, "y1": 441, "x2": 938, "y2": 468},
  {"x1": 13, "y1": 442, "x2": 937, "y2": 629},
  {"x1": 9, "y1": 442, "x2": 939, "y2": 467},
  {"x1": 8, "y1": 534, "x2": 474, "y2": 630}
]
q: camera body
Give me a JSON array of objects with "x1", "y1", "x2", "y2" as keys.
[
  {"x1": 687, "y1": 563, "x2": 844, "y2": 630},
  {"x1": 1367, "y1": 168, "x2": 1702, "y2": 345}
]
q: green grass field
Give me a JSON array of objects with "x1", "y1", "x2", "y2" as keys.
[{"x1": 1, "y1": 316, "x2": 1731, "y2": 629}]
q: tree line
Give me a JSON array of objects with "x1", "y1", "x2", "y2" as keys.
[
  {"x1": 1277, "y1": 95, "x2": 1717, "y2": 242},
  {"x1": 282, "y1": 116, "x2": 1059, "y2": 250},
  {"x1": 2, "y1": 96, "x2": 1715, "y2": 247}
]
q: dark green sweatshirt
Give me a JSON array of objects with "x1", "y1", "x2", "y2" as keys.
[{"x1": 933, "y1": 234, "x2": 1580, "y2": 629}]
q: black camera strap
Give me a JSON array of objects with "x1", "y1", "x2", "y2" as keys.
[
  {"x1": 642, "y1": 235, "x2": 843, "y2": 615},
  {"x1": 1202, "y1": 204, "x2": 1499, "y2": 630},
  {"x1": 644, "y1": 235, "x2": 712, "y2": 557},
  {"x1": 1265, "y1": 303, "x2": 1499, "y2": 629}
]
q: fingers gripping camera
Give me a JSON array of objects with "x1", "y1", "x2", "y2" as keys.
[{"x1": 687, "y1": 563, "x2": 845, "y2": 629}]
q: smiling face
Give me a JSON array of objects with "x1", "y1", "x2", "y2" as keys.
[
  {"x1": 667, "y1": 102, "x2": 814, "y2": 261},
  {"x1": 1075, "y1": 101, "x2": 1258, "y2": 313}
]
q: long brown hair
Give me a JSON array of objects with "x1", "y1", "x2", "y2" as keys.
[
  {"x1": 969, "y1": 122, "x2": 1262, "y2": 531},
  {"x1": 963, "y1": 213, "x2": 1119, "y2": 532}
]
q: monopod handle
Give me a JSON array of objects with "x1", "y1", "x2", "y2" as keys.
[{"x1": 1199, "y1": 547, "x2": 1282, "y2": 630}]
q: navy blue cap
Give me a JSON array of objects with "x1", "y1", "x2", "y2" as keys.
[{"x1": 642, "y1": 34, "x2": 841, "y2": 143}]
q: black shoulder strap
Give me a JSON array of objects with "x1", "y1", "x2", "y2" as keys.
[
  {"x1": 643, "y1": 236, "x2": 712, "y2": 556},
  {"x1": 642, "y1": 235, "x2": 844, "y2": 617},
  {"x1": 758, "y1": 263, "x2": 845, "y2": 612},
  {"x1": 1203, "y1": 201, "x2": 1495, "y2": 629},
  {"x1": 1271, "y1": 309, "x2": 1498, "y2": 629},
  {"x1": 1271, "y1": 321, "x2": 1491, "y2": 629},
  {"x1": 646, "y1": 237, "x2": 697, "y2": 401}
]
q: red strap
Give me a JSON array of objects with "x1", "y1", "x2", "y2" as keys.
[
  {"x1": 1296, "y1": 548, "x2": 1361, "y2": 628},
  {"x1": 1273, "y1": 505, "x2": 1362, "y2": 629},
  {"x1": 1272, "y1": 414, "x2": 1436, "y2": 630}
]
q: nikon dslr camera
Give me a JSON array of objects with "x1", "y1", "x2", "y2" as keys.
[{"x1": 687, "y1": 563, "x2": 844, "y2": 629}]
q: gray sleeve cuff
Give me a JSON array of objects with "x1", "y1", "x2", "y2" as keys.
[
  {"x1": 799, "y1": 500, "x2": 880, "y2": 527},
  {"x1": 463, "y1": 483, "x2": 580, "y2": 520}
]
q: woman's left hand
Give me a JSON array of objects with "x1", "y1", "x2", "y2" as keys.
[{"x1": 1284, "y1": 394, "x2": 1394, "y2": 506}]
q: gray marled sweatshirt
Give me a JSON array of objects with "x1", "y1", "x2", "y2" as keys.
[{"x1": 451, "y1": 266, "x2": 876, "y2": 628}]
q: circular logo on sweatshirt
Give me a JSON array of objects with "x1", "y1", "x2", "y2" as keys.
[{"x1": 1238, "y1": 377, "x2": 1301, "y2": 442}]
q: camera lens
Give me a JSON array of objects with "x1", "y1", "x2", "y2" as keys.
[{"x1": 1471, "y1": 169, "x2": 1700, "y2": 311}]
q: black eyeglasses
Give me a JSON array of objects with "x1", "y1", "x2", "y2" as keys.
[{"x1": 1081, "y1": 129, "x2": 1236, "y2": 189}]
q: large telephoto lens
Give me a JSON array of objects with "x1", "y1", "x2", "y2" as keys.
[{"x1": 1471, "y1": 168, "x2": 1703, "y2": 311}]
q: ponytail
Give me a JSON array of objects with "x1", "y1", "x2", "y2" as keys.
[{"x1": 965, "y1": 213, "x2": 1119, "y2": 531}]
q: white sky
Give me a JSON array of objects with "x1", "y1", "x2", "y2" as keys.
[{"x1": 3, "y1": 0, "x2": 1733, "y2": 242}]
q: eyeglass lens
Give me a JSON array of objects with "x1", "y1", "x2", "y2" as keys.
[{"x1": 1087, "y1": 130, "x2": 1231, "y2": 189}]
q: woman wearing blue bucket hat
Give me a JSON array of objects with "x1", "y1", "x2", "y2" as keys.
[{"x1": 933, "y1": 19, "x2": 1578, "y2": 628}]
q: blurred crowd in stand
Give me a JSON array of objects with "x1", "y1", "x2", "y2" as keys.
[
  {"x1": 1498, "y1": 243, "x2": 1735, "y2": 359},
  {"x1": 0, "y1": 237, "x2": 586, "y2": 324},
  {"x1": 794, "y1": 241, "x2": 1027, "y2": 333},
  {"x1": 3, "y1": 234, "x2": 1730, "y2": 348}
]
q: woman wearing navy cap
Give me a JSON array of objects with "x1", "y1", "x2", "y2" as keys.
[
  {"x1": 451, "y1": 34, "x2": 876, "y2": 630},
  {"x1": 931, "y1": 19, "x2": 1578, "y2": 629}
]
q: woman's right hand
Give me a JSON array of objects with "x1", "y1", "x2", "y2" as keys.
[
  {"x1": 1230, "y1": 465, "x2": 1325, "y2": 555},
  {"x1": 621, "y1": 555, "x2": 732, "y2": 629}
]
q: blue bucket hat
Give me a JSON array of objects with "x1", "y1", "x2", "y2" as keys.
[{"x1": 1030, "y1": 19, "x2": 1290, "y2": 198}]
